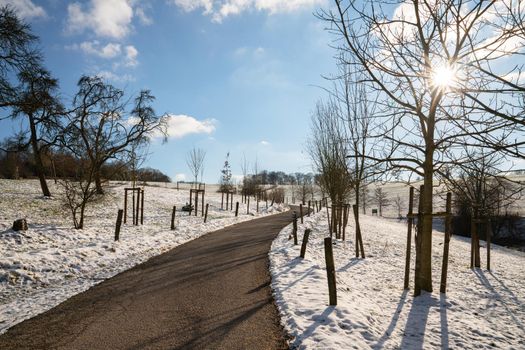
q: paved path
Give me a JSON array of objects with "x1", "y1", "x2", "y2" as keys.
[{"x1": 0, "y1": 210, "x2": 296, "y2": 350}]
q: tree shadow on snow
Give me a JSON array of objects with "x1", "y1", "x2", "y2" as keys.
[
  {"x1": 399, "y1": 292, "x2": 439, "y2": 350},
  {"x1": 374, "y1": 289, "x2": 408, "y2": 349},
  {"x1": 474, "y1": 269, "x2": 524, "y2": 332}
]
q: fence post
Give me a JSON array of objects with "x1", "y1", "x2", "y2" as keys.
[
  {"x1": 247, "y1": 197, "x2": 250, "y2": 214},
  {"x1": 487, "y1": 219, "x2": 492, "y2": 271},
  {"x1": 140, "y1": 189, "x2": 144, "y2": 225},
  {"x1": 440, "y1": 192, "x2": 452, "y2": 293},
  {"x1": 299, "y1": 204, "x2": 303, "y2": 223},
  {"x1": 324, "y1": 237, "x2": 337, "y2": 306},
  {"x1": 204, "y1": 203, "x2": 209, "y2": 223},
  {"x1": 404, "y1": 187, "x2": 414, "y2": 290},
  {"x1": 123, "y1": 190, "x2": 128, "y2": 224},
  {"x1": 171, "y1": 206, "x2": 176, "y2": 230},
  {"x1": 308, "y1": 200, "x2": 311, "y2": 217},
  {"x1": 115, "y1": 209, "x2": 123, "y2": 241},
  {"x1": 300, "y1": 229, "x2": 311, "y2": 258},
  {"x1": 292, "y1": 212, "x2": 298, "y2": 245}
]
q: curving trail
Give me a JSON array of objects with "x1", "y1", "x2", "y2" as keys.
[{"x1": 0, "y1": 210, "x2": 297, "y2": 350}]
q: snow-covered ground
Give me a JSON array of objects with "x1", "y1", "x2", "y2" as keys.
[
  {"x1": 270, "y1": 209, "x2": 525, "y2": 349},
  {"x1": 0, "y1": 179, "x2": 287, "y2": 334}
]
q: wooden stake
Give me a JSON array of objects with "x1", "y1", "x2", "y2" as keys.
[
  {"x1": 300, "y1": 204, "x2": 303, "y2": 223},
  {"x1": 123, "y1": 189, "x2": 128, "y2": 224},
  {"x1": 404, "y1": 187, "x2": 415, "y2": 290},
  {"x1": 140, "y1": 189, "x2": 144, "y2": 225},
  {"x1": 440, "y1": 192, "x2": 452, "y2": 293},
  {"x1": 414, "y1": 185, "x2": 424, "y2": 297},
  {"x1": 235, "y1": 202, "x2": 239, "y2": 217},
  {"x1": 487, "y1": 219, "x2": 492, "y2": 271},
  {"x1": 326, "y1": 205, "x2": 331, "y2": 233},
  {"x1": 115, "y1": 209, "x2": 123, "y2": 241},
  {"x1": 292, "y1": 212, "x2": 298, "y2": 245},
  {"x1": 171, "y1": 206, "x2": 176, "y2": 230},
  {"x1": 324, "y1": 237, "x2": 337, "y2": 306},
  {"x1": 300, "y1": 229, "x2": 311, "y2": 258},
  {"x1": 204, "y1": 203, "x2": 209, "y2": 223}
]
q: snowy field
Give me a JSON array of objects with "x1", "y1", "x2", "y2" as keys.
[
  {"x1": 0, "y1": 179, "x2": 287, "y2": 334},
  {"x1": 270, "y1": 209, "x2": 525, "y2": 349}
]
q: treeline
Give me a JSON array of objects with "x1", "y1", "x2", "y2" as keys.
[
  {"x1": 245, "y1": 170, "x2": 316, "y2": 186},
  {"x1": 0, "y1": 143, "x2": 170, "y2": 182}
]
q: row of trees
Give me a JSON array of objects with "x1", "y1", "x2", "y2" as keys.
[
  {"x1": 310, "y1": 0, "x2": 524, "y2": 295},
  {"x1": 0, "y1": 137, "x2": 170, "y2": 182},
  {"x1": 0, "y1": 7, "x2": 167, "y2": 228}
]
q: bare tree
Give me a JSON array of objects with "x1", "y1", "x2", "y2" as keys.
[
  {"x1": 65, "y1": 76, "x2": 167, "y2": 194},
  {"x1": 186, "y1": 147, "x2": 206, "y2": 187},
  {"x1": 374, "y1": 187, "x2": 390, "y2": 217},
  {"x1": 308, "y1": 100, "x2": 352, "y2": 207},
  {"x1": 393, "y1": 194, "x2": 405, "y2": 218},
  {"x1": 318, "y1": 0, "x2": 524, "y2": 295}
]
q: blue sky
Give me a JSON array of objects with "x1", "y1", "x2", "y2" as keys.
[{"x1": 0, "y1": 0, "x2": 336, "y2": 183}]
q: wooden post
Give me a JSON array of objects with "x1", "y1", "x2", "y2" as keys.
[
  {"x1": 404, "y1": 187, "x2": 415, "y2": 290},
  {"x1": 235, "y1": 202, "x2": 239, "y2": 217},
  {"x1": 230, "y1": 193, "x2": 233, "y2": 210},
  {"x1": 195, "y1": 191, "x2": 199, "y2": 217},
  {"x1": 132, "y1": 189, "x2": 136, "y2": 225},
  {"x1": 189, "y1": 190, "x2": 193, "y2": 211},
  {"x1": 486, "y1": 220, "x2": 492, "y2": 270},
  {"x1": 414, "y1": 185, "x2": 424, "y2": 297},
  {"x1": 308, "y1": 201, "x2": 311, "y2": 217},
  {"x1": 300, "y1": 229, "x2": 311, "y2": 258},
  {"x1": 115, "y1": 209, "x2": 123, "y2": 241},
  {"x1": 135, "y1": 189, "x2": 140, "y2": 226},
  {"x1": 473, "y1": 209, "x2": 480, "y2": 268},
  {"x1": 204, "y1": 203, "x2": 209, "y2": 223},
  {"x1": 324, "y1": 237, "x2": 337, "y2": 306},
  {"x1": 292, "y1": 212, "x2": 298, "y2": 245},
  {"x1": 257, "y1": 195, "x2": 259, "y2": 213},
  {"x1": 247, "y1": 197, "x2": 250, "y2": 214},
  {"x1": 440, "y1": 192, "x2": 452, "y2": 294},
  {"x1": 299, "y1": 204, "x2": 303, "y2": 223},
  {"x1": 221, "y1": 192, "x2": 224, "y2": 209},
  {"x1": 326, "y1": 205, "x2": 331, "y2": 233},
  {"x1": 123, "y1": 189, "x2": 128, "y2": 224},
  {"x1": 342, "y1": 205, "x2": 347, "y2": 241},
  {"x1": 202, "y1": 191, "x2": 205, "y2": 217},
  {"x1": 171, "y1": 206, "x2": 176, "y2": 230},
  {"x1": 353, "y1": 204, "x2": 365, "y2": 258},
  {"x1": 226, "y1": 192, "x2": 229, "y2": 210},
  {"x1": 140, "y1": 189, "x2": 144, "y2": 225}
]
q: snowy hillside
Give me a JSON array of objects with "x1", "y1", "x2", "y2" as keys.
[
  {"x1": 0, "y1": 179, "x2": 287, "y2": 334},
  {"x1": 270, "y1": 210, "x2": 525, "y2": 349}
]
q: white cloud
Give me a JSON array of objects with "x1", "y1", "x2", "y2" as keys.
[
  {"x1": 66, "y1": 0, "x2": 133, "y2": 39},
  {"x1": 97, "y1": 70, "x2": 136, "y2": 83},
  {"x1": 170, "y1": 0, "x2": 325, "y2": 22},
  {"x1": 260, "y1": 140, "x2": 270, "y2": 146},
  {"x1": 135, "y1": 6, "x2": 153, "y2": 25},
  {"x1": 0, "y1": 0, "x2": 46, "y2": 19},
  {"x1": 67, "y1": 41, "x2": 122, "y2": 58},
  {"x1": 124, "y1": 45, "x2": 138, "y2": 66},
  {"x1": 165, "y1": 114, "x2": 217, "y2": 139}
]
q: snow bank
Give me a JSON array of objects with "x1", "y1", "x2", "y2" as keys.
[
  {"x1": 0, "y1": 179, "x2": 288, "y2": 334},
  {"x1": 270, "y1": 210, "x2": 525, "y2": 349}
]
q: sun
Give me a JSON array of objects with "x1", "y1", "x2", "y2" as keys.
[{"x1": 430, "y1": 64, "x2": 457, "y2": 90}]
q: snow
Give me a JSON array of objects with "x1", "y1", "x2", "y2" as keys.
[
  {"x1": 270, "y1": 209, "x2": 525, "y2": 349},
  {"x1": 0, "y1": 179, "x2": 288, "y2": 334}
]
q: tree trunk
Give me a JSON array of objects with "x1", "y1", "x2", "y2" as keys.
[
  {"x1": 94, "y1": 167, "x2": 104, "y2": 194},
  {"x1": 28, "y1": 114, "x2": 51, "y2": 197},
  {"x1": 416, "y1": 157, "x2": 434, "y2": 294}
]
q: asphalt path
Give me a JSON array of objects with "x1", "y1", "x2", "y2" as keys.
[{"x1": 0, "y1": 209, "x2": 297, "y2": 350}]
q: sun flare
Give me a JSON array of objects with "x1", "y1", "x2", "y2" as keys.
[{"x1": 431, "y1": 64, "x2": 457, "y2": 89}]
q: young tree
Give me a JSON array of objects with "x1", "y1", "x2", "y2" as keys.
[
  {"x1": 308, "y1": 100, "x2": 352, "y2": 206},
  {"x1": 319, "y1": 0, "x2": 524, "y2": 295},
  {"x1": 186, "y1": 147, "x2": 206, "y2": 187},
  {"x1": 393, "y1": 194, "x2": 405, "y2": 218},
  {"x1": 374, "y1": 187, "x2": 390, "y2": 216},
  {"x1": 220, "y1": 152, "x2": 233, "y2": 192}
]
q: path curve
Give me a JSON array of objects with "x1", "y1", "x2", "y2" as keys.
[{"x1": 0, "y1": 210, "x2": 296, "y2": 350}]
